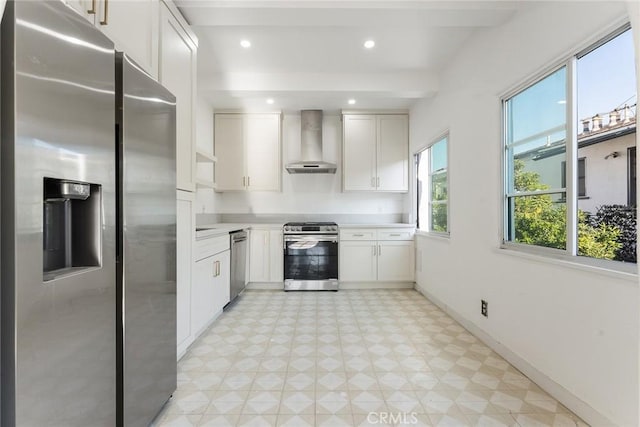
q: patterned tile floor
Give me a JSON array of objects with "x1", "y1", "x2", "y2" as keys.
[{"x1": 153, "y1": 290, "x2": 588, "y2": 427}]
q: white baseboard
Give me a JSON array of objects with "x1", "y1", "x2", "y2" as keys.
[
  {"x1": 177, "y1": 308, "x2": 223, "y2": 361},
  {"x1": 246, "y1": 282, "x2": 283, "y2": 290},
  {"x1": 339, "y1": 281, "x2": 415, "y2": 290},
  {"x1": 414, "y1": 284, "x2": 614, "y2": 427}
]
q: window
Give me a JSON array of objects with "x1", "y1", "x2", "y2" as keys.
[
  {"x1": 561, "y1": 158, "x2": 586, "y2": 197},
  {"x1": 503, "y1": 26, "x2": 637, "y2": 264},
  {"x1": 416, "y1": 134, "x2": 448, "y2": 233}
]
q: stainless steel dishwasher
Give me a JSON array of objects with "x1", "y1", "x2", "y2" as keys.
[{"x1": 228, "y1": 230, "x2": 248, "y2": 305}]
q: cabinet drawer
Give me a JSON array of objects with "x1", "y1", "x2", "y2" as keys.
[
  {"x1": 377, "y1": 229, "x2": 415, "y2": 241},
  {"x1": 340, "y1": 229, "x2": 377, "y2": 241},
  {"x1": 195, "y1": 235, "x2": 230, "y2": 261}
]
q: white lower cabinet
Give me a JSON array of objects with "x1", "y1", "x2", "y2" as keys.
[
  {"x1": 249, "y1": 227, "x2": 284, "y2": 283},
  {"x1": 192, "y1": 255, "x2": 216, "y2": 336},
  {"x1": 339, "y1": 227, "x2": 415, "y2": 283},
  {"x1": 176, "y1": 191, "x2": 194, "y2": 357},
  {"x1": 377, "y1": 241, "x2": 415, "y2": 281},
  {"x1": 192, "y1": 248, "x2": 230, "y2": 337},
  {"x1": 339, "y1": 241, "x2": 377, "y2": 282},
  {"x1": 178, "y1": 228, "x2": 230, "y2": 358},
  {"x1": 269, "y1": 229, "x2": 284, "y2": 282}
]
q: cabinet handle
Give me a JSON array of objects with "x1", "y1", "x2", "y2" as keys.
[
  {"x1": 247, "y1": 176, "x2": 250, "y2": 187},
  {"x1": 378, "y1": 244, "x2": 381, "y2": 255},
  {"x1": 371, "y1": 177, "x2": 375, "y2": 188},
  {"x1": 353, "y1": 233, "x2": 364, "y2": 237},
  {"x1": 377, "y1": 177, "x2": 380, "y2": 187},
  {"x1": 99, "y1": 0, "x2": 108, "y2": 25},
  {"x1": 372, "y1": 245, "x2": 376, "y2": 256},
  {"x1": 87, "y1": 0, "x2": 96, "y2": 14},
  {"x1": 389, "y1": 233, "x2": 401, "y2": 236},
  {"x1": 242, "y1": 176, "x2": 246, "y2": 187}
]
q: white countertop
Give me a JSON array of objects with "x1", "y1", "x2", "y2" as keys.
[
  {"x1": 338, "y1": 223, "x2": 416, "y2": 229},
  {"x1": 195, "y1": 222, "x2": 415, "y2": 239},
  {"x1": 195, "y1": 223, "x2": 249, "y2": 239}
]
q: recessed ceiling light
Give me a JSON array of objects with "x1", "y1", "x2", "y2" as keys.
[
  {"x1": 240, "y1": 40, "x2": 251, "y2": 48},
  {"x1": 348, "y1": 99, "x2": 356, "y2": 105},
  {"x1": 266, "y1": 98, "x2": 275, "y2": 105},
  {"x1": 364, "y1": 40, "x2": 375, "y2": 49}
]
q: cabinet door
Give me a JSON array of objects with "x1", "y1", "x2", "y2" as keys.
[
  {"x1": 339, "y1": 241, "x2": 377, "y2": 282},
  {"x1": 99, "y1": 0, "x2": 159, "y2": 78},
  {"x1": 249, "y1": 229, "x2": 270, "y2": 282},
  {"x1": 176, "y1": 192, "x2": 194, "y2": 354},
  {"x1": 214, "y1": 114, "x2": 245, "y2": 191},
  {"x1": 192, "y1": 256, "x2": 216, "y2": 336},
  {"x1": 245, "y1": 114, "x2": 281, "y2": 191},
  {"x1": 269, "y1": 229, "x2": 283, "y2": 282},
  {"x1": 377, "y1": 115, "x2": 409, "y2": 192},
  {"x1": 160, "y1": 4, "x2": 196, "y2": 192},
  {"x1": 377, "y1": 241, "x2": 415, "y2": 282},
  {"x1": 213, "y1": 250, "x2": 231, "y2": 312},
  {"x1": 343, "y1": 115, "x2": 377, "y2": 191}
]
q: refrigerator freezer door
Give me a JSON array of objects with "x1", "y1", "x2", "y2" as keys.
[
  {"x1": 117, "y1": 53, "x2": 177, "y2": 427},
  {"x1": 1, "y1": 1, "x2": 116, "y2": 426}
]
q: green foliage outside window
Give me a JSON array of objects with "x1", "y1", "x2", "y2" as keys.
[{"x1": 512, "y1": 159, "x2": 621, "y2": 259}]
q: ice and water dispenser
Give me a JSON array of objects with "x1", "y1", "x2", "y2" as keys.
[{"x1": 43, "y1": 178, "x2": 102, "y2": 281}]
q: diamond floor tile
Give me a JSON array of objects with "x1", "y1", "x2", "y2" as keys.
[{"x1": 153, "y1": 290, "x2": 587, "y2": 427}]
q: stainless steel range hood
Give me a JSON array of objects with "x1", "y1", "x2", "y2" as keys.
[{"x1": 285, "y1": 110, "x2": 337, "y2": 174}]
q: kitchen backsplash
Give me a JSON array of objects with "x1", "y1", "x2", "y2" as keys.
[{"x1": 196, "y1": 213, "x2": 409, "y2": 225}]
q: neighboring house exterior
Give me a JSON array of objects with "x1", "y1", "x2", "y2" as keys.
[{"x1": 516, "y1": 103, "x2": 637, "y2": 215}]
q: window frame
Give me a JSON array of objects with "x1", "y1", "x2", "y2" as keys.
[
  {"x1": 499, "y1": 23, "x2": 636, "y2": 272},
  {"x1": 416, "y1": 131, "x2": 450, "y2": 236}
]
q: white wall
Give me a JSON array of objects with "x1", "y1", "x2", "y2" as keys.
[
  {"x1": 578, "y1": 133, "x2": 636, "y2": 213},
  {"x1": 217, "y1": 113, "x2": 407, "y2": 215},
  {"x1": 411, "y1": 2, "x2": 638, "y2": 426}
]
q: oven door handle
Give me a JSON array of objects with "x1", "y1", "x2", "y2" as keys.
[{"x1": 284, "y1": 235, "x2": 338, "y2": 243}]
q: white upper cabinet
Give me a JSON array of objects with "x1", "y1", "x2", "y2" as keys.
[
  {"x1": 214, "y1": 115, "x2": 245, "y2": 191},
  {"x1": 64, "y1": 0, "x2": 159, "y2": 78},
  {"x1": 343, "y1": 114, "x2": 409, "y2": 192},
  {"x1": 214, "y1": 113, "x2": 282, "y2": 192},
  {"x1": 245, "y1": 115, "x2": 281, "y2": 191},
  {"x1": 377, "y1": 115, "x2": 409, "y2": 192},
  {"x1": 159, "y1": 2, "x2": 197, "y2": 192},
  {"x1": 342, "y1": 115, "x2": 377, "y2": 191}
]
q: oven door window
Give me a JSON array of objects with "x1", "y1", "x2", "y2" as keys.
[{"x1": 284, "y1": 239, "x2": 338, "y2": 281}]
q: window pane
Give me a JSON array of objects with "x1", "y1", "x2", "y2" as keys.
[
  {"x1": 576, "y1": 28, "x2": 637, "y2": 263},
  {"x1": 508, "y1": 193, "x2": 566, "y2": 249},
  {"x1": 431, "y1": 203, "x2": 447, "y2": 232},
  {"x1": 507, "y1": 68, "x2": 567, "y2": 192},
  {"x1": 430, "y1": 138, "x2": 447, "y2": 172},
  {"x1": 431, "y1": 171, "x2": 447, "y2": 201}
]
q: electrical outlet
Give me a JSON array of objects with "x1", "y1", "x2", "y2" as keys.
[{"x1": 481, "y1": 300, "x2": 488, "y2": 317}]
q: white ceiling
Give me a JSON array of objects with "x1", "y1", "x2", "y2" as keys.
[{"x1": 176, "y1": 0, "x2": 521, "y2": 113}]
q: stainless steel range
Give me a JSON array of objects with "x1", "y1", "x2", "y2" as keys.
[{"x1": 283, "y1": 222, "x2": 339, "y2": 291}]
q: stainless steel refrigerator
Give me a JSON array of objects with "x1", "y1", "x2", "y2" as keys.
[{"x1": 0, "y1": 2, "x2": 177, "y2": 426}]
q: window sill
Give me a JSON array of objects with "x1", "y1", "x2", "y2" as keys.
[
  {"x1": 416, "y1": 230, "x2": 450, "y2": 241},
  {"x1": 496, "y1": 243, "x2": 637, "y2": 284}
]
